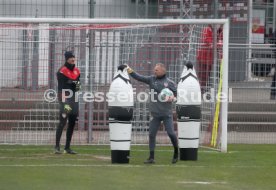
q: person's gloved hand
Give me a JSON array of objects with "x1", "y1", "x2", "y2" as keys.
[
  {"x1": 75, "y1": 81, "x2": 81, "y2": 91},
  {"x1": 125, "y1": 64, "x2": 134, "y2": 74},
  {"x1": 64, "y1": 104, "x2": 72, "y2": 114}
]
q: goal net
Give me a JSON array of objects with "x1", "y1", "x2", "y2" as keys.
[{"x1": 0, "y1": 18, "x2": 229, "y2": 152}]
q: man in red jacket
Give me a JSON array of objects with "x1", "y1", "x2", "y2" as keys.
[
  {"x1": 197, "y1": 24, "x2": 214, "y2": 88},
  {"x1": 55, "y1": 51, "x2": 81, "y2": 154},
  {"x1": 197, "y1": 25, "x2": 224, "y2": 89}
]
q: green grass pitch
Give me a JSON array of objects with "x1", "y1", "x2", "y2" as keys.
[{"x1": 0, "y1": 144, "x2": 275, "y2": 190}]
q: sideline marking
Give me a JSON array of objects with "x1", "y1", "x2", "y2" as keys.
[{"x1": 177, "y1": 181, "x2": 227, "y2": 185}]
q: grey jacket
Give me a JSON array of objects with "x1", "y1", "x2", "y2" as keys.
[{"x1": 130, "y1": 72, "x2": 177, "y2": 116}]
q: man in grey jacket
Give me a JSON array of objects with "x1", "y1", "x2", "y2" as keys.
[{"x1": 127, "y1": 63, "x2": 178, "y2": 164}]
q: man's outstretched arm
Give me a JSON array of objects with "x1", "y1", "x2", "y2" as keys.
[{"x1": 127, "y1": 66, "x2": 151, "y2": 84}]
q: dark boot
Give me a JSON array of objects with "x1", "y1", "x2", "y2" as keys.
[
  {"x1": 144, "y1": 151, "x2": 155, "y2": 164},
  {"x1": 172, "y1": 147, "x2": 178, "y2": 164}
]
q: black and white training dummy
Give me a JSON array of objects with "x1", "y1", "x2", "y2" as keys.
[
  {"x1": 176, "y1": 62, "x2": 201, "y2": 161},
  {"x1": 108, "y1": 64, "x2": 134, "y2": 163}
]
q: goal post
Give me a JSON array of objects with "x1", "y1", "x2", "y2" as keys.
[
  {"x1": 221, "y1": 19, "x2": 229, "y2": 153},
  {"x1": 0, "y1": 17, "x2": 229, "y2": 152}
]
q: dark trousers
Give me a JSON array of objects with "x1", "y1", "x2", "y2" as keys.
[
  {"x1": 56, "y1": 102, "x2": 78, "y2": 149},
  {"x1": 197, "y1": 63, "x2": 212, "y2": 88},
  {"x1": 271, "y1": 72, "x2": 276, "y2": 100},
  {"x1": 149, "y1": 114, "x2": 178, "y2": 151},
  {"x1": 271, "y1": 57, "x2": 276, "y2": 99}
]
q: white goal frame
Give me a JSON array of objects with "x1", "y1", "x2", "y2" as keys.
[{"x1": 0, "y1": 17, "x2": 229, "y2": 152}]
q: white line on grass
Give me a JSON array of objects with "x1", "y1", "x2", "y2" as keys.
[
  {"x1": 0, "y1": 164, "x2": 144, "y2": 167},
  {"x1": 0, "y1": 157, "x2": 106, "y2": 161},
  {"x1": 0, "y1": 155, "x2": 111, "y2": 161},
  {"x1": 0, "y1": 148, "x2": 220, "y2": 153},
  {"x1": 177, "y1": 181, "x2": 227, "y2": 185},
  {"x1": 2, "y1": 147, "x2": 276, "y2": 153},
  {"x1": 93, "y1": 156, "x2": 111, "y2": 160}
]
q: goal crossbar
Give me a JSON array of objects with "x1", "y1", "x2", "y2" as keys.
[{"x1": 0, "y1": 17, "x2": 229, "y2": 25}]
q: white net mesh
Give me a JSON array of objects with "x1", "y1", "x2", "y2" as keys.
[{"x1": 0, "y1": 21, "x2": 227, "y2": 150}]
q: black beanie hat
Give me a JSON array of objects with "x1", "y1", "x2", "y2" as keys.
[{"x1": 64, "y1": 51, "x2": 75, "y2": 61}]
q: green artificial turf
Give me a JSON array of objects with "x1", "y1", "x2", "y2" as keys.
[{"x1": 0, "y1": 144, "x2": 275, "y2": 190}]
